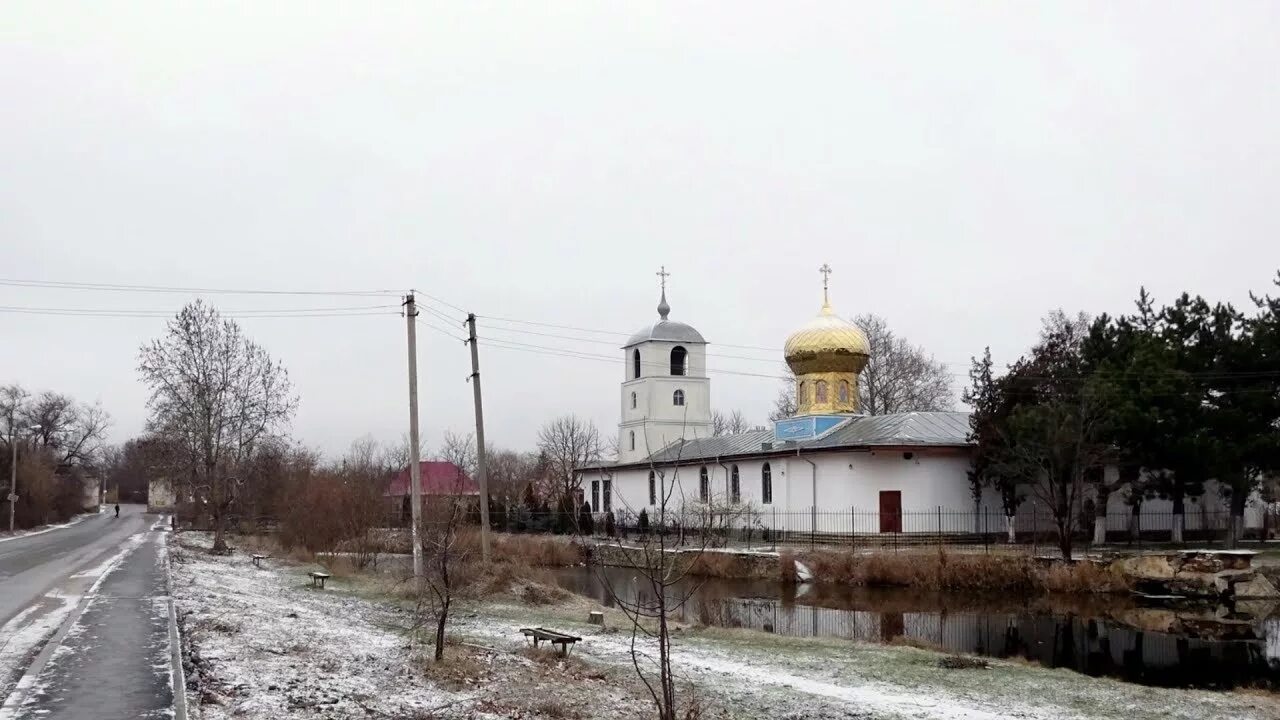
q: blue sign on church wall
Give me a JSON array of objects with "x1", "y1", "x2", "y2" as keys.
[
  {"x1": 774, "y1": 415, "x2": 851, "y2": 443},
  {"x1": 774, "y1": 417, "x2": 816, "y2": 442}
]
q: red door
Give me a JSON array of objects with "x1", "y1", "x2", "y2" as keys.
[{"x1": 879, "y1": 491, "x2": 902, "y2": 533}]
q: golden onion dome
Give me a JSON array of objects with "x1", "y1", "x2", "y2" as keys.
[{"x1": 784, "y1": 301, "x2": 870, "y2": 376}]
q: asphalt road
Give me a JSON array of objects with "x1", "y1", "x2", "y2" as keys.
[
  {"x1": 0, "y1": 505, "x2": 176, "y2": 720},
  {"x1": 0, "y1": 506, "x2": 146, "y2": 627}
]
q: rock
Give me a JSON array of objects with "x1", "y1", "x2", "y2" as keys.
[
  {"x1": 1121, "y1": 555, "x2": 1177, "y2": 580},
  {"x1": 1214, "y1": 569, "x2": 1257, "y2": 595},
  {"x1": 1180, "y1": 552, "x2": 1226, "y2": 574},
  {"x1": 794, "y1": 560, "x2": 813, "y2": 583},
  {"x1": 1167, "y1": 571, "x2": 1222, "y2": 598},
  {"x1": 1233, "y1": 573, "x2": 1280, "y2": 599}
]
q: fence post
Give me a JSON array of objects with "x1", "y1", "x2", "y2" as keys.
[
  {"x1": 851, "y1": 506, "x2": 856, "y2": 553},
  {"x1": 771, "y1": 505, "x2": 777, "y2": 551},
  {"x1": 1032, "y1": 501, "x2": 1038, "y2": 557},
  {"x1": 937, "y1": 505, "x2": 942, "y2": 544},
  {"x1": 983, "y1": 508, "x2": 989, "y2": 554},
  {"x1": 810, "y1": 506, "x2": 815, "y2": 551}
]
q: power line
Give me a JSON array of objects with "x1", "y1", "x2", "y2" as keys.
[
  {"x1": 0, "y1": 278, "x2": 399, "y2": 297},
  {"x1": 0, "y1": 306, "x2": 396, "y2": 319},
  {"x1": 480, "y1": 335, "x2": 791, "y2": 381},
  {"x1": 0, "y1": 303, "x2": 398, "y2": 316}
]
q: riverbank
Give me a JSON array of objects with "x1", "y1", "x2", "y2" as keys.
[{"x1": 171, "y1": 532, "x2": 1280, "y2": 719}]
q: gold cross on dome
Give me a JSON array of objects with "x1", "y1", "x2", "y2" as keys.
[
  {"x1": 656, "y1": 265, "x2": 669, "y2": 292},
  {"x1": 819, "y1": 263, "x2": 832, "y2": 305}
]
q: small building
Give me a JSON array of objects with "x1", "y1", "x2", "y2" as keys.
[
  {"x1": 148, "y1": 476, "x2": 177, "y2": 513},
  {"x1": 385, "y1": 461, "x2": 479, "y2": 524}
]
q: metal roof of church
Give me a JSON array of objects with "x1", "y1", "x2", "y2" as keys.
[
  {"x1": 623, "y1": 320, "x2": 707, "y2": 348},
  {"x1": 580, "y1": 411, "x2": 972, "y2": 471}
]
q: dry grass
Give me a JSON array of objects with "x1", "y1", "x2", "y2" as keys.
[
  {"x1": 1040, "y1": 559, "x2": 1131, "y2": 593},
  {"x1": 685, "y1": 552, "x2": 738, "y2": 578},
  {"x1": 796, "y1": 549, "x2": 1133, "y2": 595},
  {"x1": 777, "y1": 550, "x2": 799, "y2": 583}
]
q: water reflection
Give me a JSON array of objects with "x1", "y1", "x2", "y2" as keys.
[{"x1": 554, "y1": 566, "x2": 1280, "y2": 689}]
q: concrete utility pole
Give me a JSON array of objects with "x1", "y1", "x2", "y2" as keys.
[
  {"x1": 465, "y1": 313, "x2": 492, "y2": 562},
  {"x1": 8, "y1": 410, "x2": 16, "y2": 533},
  {"x1": 404, "y1": 293, "x2": 425, "y2": 578}
]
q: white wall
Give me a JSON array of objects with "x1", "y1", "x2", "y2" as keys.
[
  {"x1": 618, "y1": 338, "x2": 712, "y2": 463},
  {"x1": 595, "y1": 447, "x2": 1001, "y2": 532}
]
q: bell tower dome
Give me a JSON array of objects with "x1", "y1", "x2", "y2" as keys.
[{"x1": 618, "y1": 267, "x2": 712, "y2": 463}]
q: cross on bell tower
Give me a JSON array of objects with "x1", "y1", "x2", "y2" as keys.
[
  {"x1": 656, "y1": 265, "x2": 671, "y2": 320},
  {"x1": 819, "y1": 263, "x2": 833, "y2": 308}
]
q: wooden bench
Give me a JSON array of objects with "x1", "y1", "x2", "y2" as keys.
[
  {"x1": 308, "y1": 571, "x2": 331, "y2": 589},
  {"x1": 520, "y1": 627, "x2": 582, "y2": 656},
  {"x1": 251, "y1": 554, "x2": 270, "y2": 568}
]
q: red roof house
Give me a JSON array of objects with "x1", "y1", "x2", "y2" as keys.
[{"x1": 386, "y1": 461, "x2": 479, "y2": 498}]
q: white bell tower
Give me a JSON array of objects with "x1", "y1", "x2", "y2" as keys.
[{"x1": 618, "y1": 266, "x2": 712, "y2": 463}]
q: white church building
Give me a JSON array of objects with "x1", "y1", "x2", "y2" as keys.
[
  {"x1": 577, "y1": 268, "x2": 1271, "y2": 539},
  {"x1": 578, "y1": 269, "x2": 1007, "y2": 536}
]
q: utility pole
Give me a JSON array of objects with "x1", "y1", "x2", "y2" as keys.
[
  {"x1": 404, "y1": 293, "x2": 425, "y2": 578},
  {"x1": 8, "y1": 409, "x2": 16, "y2": 533},
  {"x1": 465, "y1": 313, "x2": 492, "y2": 562}
]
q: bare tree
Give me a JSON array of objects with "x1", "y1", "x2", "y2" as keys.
[
  {"x1": 137, "y1": 300, "x2": 297, "y2": 554},
  {"x1": 438, "y1": 430, "x2": 477, "y2": 493},
  {"x1": 711, "y1": 409, "x2": 751, "y2": 436},
  {"x1": 22, "y1": 391, "x2": 111, "y2": 467},
  {"x1": 768, "y1": 369, "x2": 798, "y2": 421},
  {"x1": 591, "y1": 447, "x2": 714, "y2": 718},
  {"x1": 413, "y1": 498, "x2": 468, "y2": 662},
  {"x1": 854, "y1": 313, "x2": 953, "y2": 415},
  {"x1": 536, "y1": 415, "x2": 601, "y2": 502}
]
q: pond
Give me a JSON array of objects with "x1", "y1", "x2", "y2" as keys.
[{"x1": 553, "y1": 565, "x2": 1280, "y2": 690}]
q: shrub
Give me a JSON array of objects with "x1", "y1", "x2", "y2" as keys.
[
  {"x1": 604, "y1": 510, "x2": 616, "y2": 537},
  {"x1": 638, "y1": 509, "x2": 650, "y2": 534}
]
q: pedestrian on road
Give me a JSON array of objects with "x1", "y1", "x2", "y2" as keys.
[{"x1": 114, "y1": 503, "x2": 120, "y2": 518}]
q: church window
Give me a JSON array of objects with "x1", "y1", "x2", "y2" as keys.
[
  {"x1": 816, "y1": 380, "x2": 829, "y2": 404},
  {"x1": 648, "y1": 471, "x2": 656, "y2": 505},
  {"x1": 670, "y1": 346, "x2": 687, "y2": 376},
  {"x1": 631, "y1": 391, "x2": 637, "y2": 409},
  {"x1": 633, "y1": 349, "x2": 641, "y2": 379},
  {"x1": 591, "y1": 480, "x2": 600, "y2": 511},
  {"x1": 797, "y1": 381, "x2": 806, "y2": 406},
  {"x1": 673, "y1": 389, "x2": 685, "y2": 406},
  {"x1": 629, "y1": 431, "x2": 635, "y2": 451},
  {"x1": 603, "y1": 479, "x2": 612, "y2": 513},
  {"x1": 730, "y1": 465, "x2": 740, "y2": 504},
  {"x1": 761, "y1": 463, "x2": 773, "y2": 504},
  {"x1": 838, "y1": 380, "x2": 850, "y2": 403},
  {"x1": 699, "y1": 466, "x2": 709, "y2": 502}
]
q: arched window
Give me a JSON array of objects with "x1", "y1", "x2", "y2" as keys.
[
  {"x1": 673, "y1": 389, "x2": 685, "y2": 406},
  {"x1": 631, "y1": 391, "x2": 637, "y2": 409},
  {"x1": 838, "y1": 380, "x2": 850, "y2": 403},
  {"x1": 797, "y1": 381, "x2": 806, "y2": 406},
  {"x1": 699, "y1": 466, "x2": 709, "y2": 502},
  {"x1": 761, "y1": 463, "x2": 773, "y2": 505},
  {"x1": 816, "y1": 380, "x2": 829, "y2": 403},
  {"x1": 632, "y1": 349, "x2": 641, "y2": 379},
  {"x1": 629, "y1": 431, "x2": 635, "y2": 451},
  {"x1": 730, "y1": 465, "x2": 741, "y2": 504},
  {"x1": 670, "y1": 346, "x2": 687, "y2": 376},
  {"x1": 648, "y1": 471, "x2": 656, "y2": 505}
]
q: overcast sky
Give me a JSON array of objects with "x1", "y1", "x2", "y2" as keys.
[{"x1": 2, "y1": 2, "x2": 1278, "y2": 459}]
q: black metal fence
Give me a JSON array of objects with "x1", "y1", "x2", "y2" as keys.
[{"x1": 476, "y1": 506, "x2": 1279, "y2": 554}]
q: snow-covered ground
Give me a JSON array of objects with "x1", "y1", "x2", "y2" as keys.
[{"x1": 169, "y1": 534, "x2": 1280, "y2": 720}]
